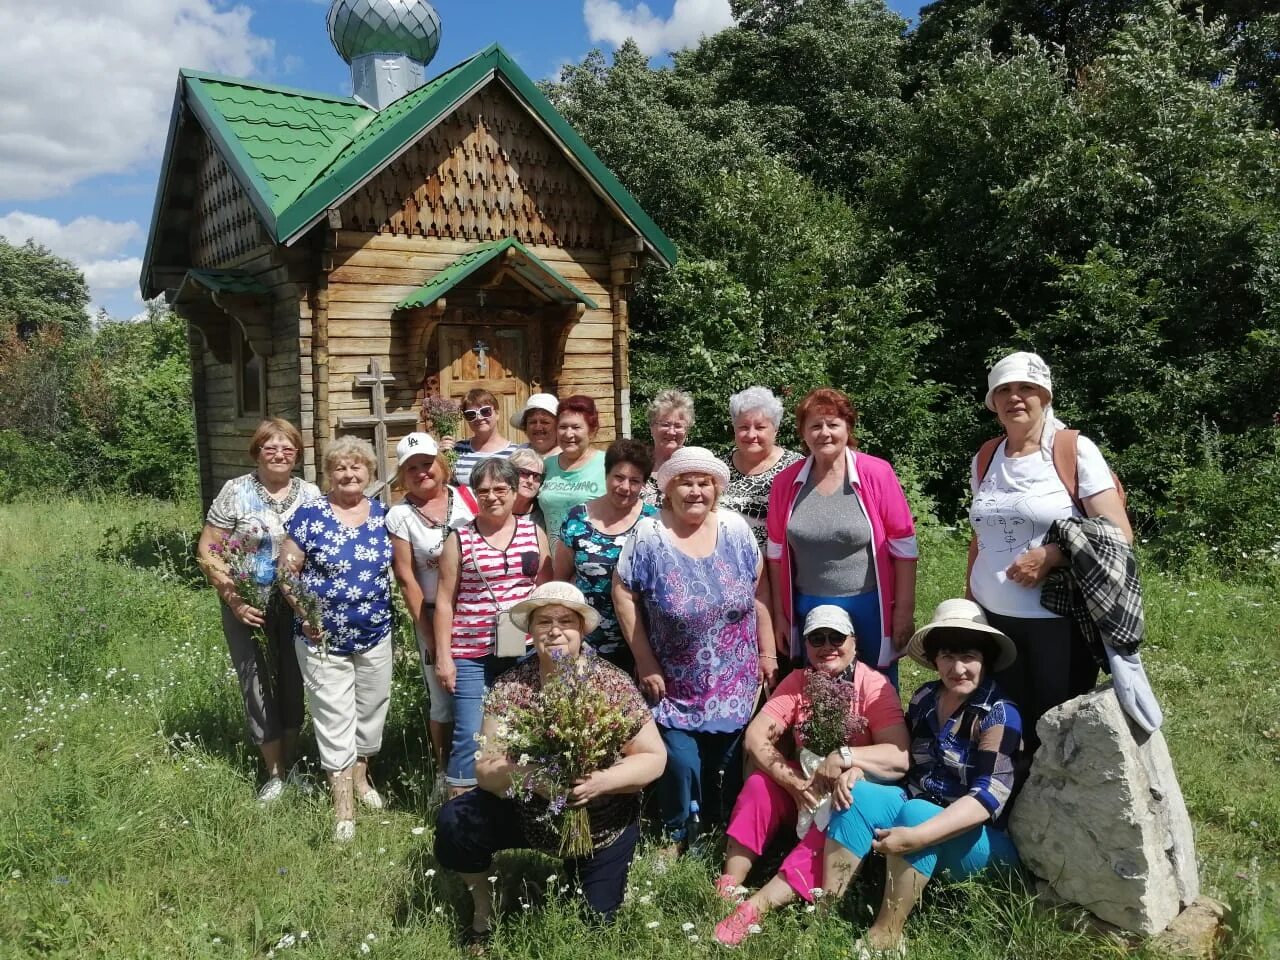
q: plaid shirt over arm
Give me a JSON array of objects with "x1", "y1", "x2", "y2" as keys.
[
  {"x1": 905, "y1": 679, "x2": 1024, "y2": 829},
  {"x1": 1040, "y1": 516, "x2": 1145, "y2": 668}
]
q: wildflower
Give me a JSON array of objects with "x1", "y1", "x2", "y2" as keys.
[
  {"x1": 360, "y1": 945, "x2": 370, "y2": 955},
  {"x1": 646, "y1": 921, "x2": 660, "y2": 929},
  {"x1": 488, "y1": 875, "x2": 498, "y2": 884},
  {"x1": 365, "y1": 934, "x2": 377, "y2": 942},
  {"x1": 411, "y1": 826, "x2": 426, "y2": 836},
  {"x1": 681, "y1": 922, "x2": 695, "y2": 932},
  {"x1": 424, "y1": 868, "x2": 436, "y2": 877}
]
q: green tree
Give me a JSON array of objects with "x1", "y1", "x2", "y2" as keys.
[{"x1": 0, "y1": 237, "x2": 91, "y2": 339}]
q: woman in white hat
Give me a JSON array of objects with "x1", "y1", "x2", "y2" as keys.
[
  {"x1": 434, "y1": 582, "x2": 665, "y2": 944},
  {"x1": 512, "y1": 392, "x2": 560, "y2": 457},
  {"x1": 712, "y1": 605, "x2": 909, "y2": 947},
  {"x1": 613, "y1": 446, "x2": 777, "y2": 852},
  {"x1": 386, "y1": 432, "x2": 474, "y2": 788},
  {"x1": 821, "y1": 599, "x2": 1024, "y2": 956},
  {"x1": 968, "y1": 351, "x2": 1132, "y2": 745}
]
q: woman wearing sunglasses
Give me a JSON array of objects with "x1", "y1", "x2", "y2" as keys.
[
  {"x1": 448, "y1": 388, "x2": 520, "y2": 487},
  {"x1": 713, "y1": 605, "x2": 909, "y2": 946}
]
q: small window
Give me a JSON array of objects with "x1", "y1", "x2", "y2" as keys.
[{"x1": 234, "y1": 328, "x2": 265, "y2": 417}]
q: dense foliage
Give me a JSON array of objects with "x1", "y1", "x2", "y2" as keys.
[
  {"x1": 0, "y1": 239, "x2": 195, "y2": 501},
  {"x1": 546, "y1": 0, "x2": 1280, "y2": 577}
]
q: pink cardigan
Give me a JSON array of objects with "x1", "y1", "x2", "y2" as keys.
[{"x1": 765, "y1": 448, "x2": 918, "y2": 666}]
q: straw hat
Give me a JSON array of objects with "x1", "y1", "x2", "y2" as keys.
[
  {"x1": 905, "y1": 599, "x2": 1017, "y2": 671},
  {"x1": 508, "y1": 581, "x2": 601, "y2": 635},
  {"x1": 653, "y1": 445, "x2": 730, "y2": 495}
]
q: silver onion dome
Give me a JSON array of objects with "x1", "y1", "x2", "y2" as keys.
[{"x1": 327, "y1": 0, "x2": 442, "y2": 67}]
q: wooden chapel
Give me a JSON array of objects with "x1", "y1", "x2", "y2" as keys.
[{"x1": 140, "y1": 1, "x2": 676, "y2": 508}]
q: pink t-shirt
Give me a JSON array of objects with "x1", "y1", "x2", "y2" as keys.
[{"x1": 762, "y1": 664, "x2": 904, "y2": 751}]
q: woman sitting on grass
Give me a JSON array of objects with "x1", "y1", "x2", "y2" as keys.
[
  {"x1": 713, "y1": 605, "x2": 909, "y2": 947},
  {"x1": 822, "y1": 599, "x2": 1024, "y2": 957},
  {"x1": 433, "y1": 582, "x2": 666, "y2": 947}
]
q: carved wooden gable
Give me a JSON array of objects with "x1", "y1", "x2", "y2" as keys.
[
  {"x1": 190, "y1": 132, "x2": 270, "y2": 269},
  {"x1": 338, "y1": 83, "x2": 613, "y2": 249}
]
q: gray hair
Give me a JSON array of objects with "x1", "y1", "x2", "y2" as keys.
[
  {"x1": 729, "y1": 386, "x2": 784, "y2": 428},
  {"x1": 648, "y1": 388, "x2": 695, "y2": 427},
  {"x1": 323, "y1": 435, "x2": 378, "y2": 479},
  {"x1": 507, "y1": 447, "x2": 544, "y2": 473},
  {"x1": 470, "y1": 456, "x2": 520, "y2": 490}
]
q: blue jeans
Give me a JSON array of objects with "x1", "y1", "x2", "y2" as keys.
[
  {"x1": 445, "y1": 654, "x2": 518, "y2": 787},
  {"x1": 827, "y1": 780, "x2": 1019, "y2": 879},
  {"x1": 658, "y1": 726, "x2": 743, "y2": 842},
  {"x1": 795, "y1": 589, "x2": 898, "y2": 690}
]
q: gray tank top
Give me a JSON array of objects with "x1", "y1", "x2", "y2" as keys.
[{"x1": 787, "y1": 475, "x2": 876, "y2": 596}]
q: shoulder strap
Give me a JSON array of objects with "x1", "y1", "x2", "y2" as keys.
[
  {"x1": 975, "y1": 437, "x2": 1003, "y2": 487},
  {"x1": 456, "y1": 484, "x2": 479, "y2": 513},
  {"x1": 1051, "y1": 429, "x2": 1083, "y2": 512}
]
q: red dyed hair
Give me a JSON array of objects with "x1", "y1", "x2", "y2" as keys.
[
  {"x1": 795, "y1": 388, "x2": 858, "y2": 447},
  {"x1": 558, "y1": 394, "x2": 599, "y2": 433}
]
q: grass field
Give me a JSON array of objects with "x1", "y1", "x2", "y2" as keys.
[{"x1": 0, "y1": 497, "x2": 1276, "y2": 959}]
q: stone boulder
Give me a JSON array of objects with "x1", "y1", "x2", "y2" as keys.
[{"x1": 1009, "y1": 684, "x2": 1199, "y2": 936}]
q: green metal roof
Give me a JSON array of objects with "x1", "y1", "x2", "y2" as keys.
[
  {"x1": 176, "y1": 268, "x2": 271, "y2": 300},
  {"x1": 158, "y1": 44, "x2": 675, "y2": 277},
  {"x1": 396, "y1": 237, "x2": 599, "y2": 310}
]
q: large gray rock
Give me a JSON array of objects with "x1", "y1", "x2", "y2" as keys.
[{"x1": 1009, "y1": 684, "x2": 1199, "y2": 935}]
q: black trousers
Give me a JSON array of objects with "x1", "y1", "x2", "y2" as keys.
[{"x1": 434, "y1": 788, "x2": 640, "y2": 921}]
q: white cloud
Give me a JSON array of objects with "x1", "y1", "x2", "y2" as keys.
[
  {"x1": 0, "y1": 1, "x2": 273, "y2": 200},
  {"x1": 584, "y1": 0, "x2": 735, "y2": 56},
  {"x1": 0, "y1": 211, "x2": 145, "y2": 312}
]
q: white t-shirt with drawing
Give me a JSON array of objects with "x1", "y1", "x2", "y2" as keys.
[{"x1": 969, "y1": 436, "x2": 1114, "y2": 618}]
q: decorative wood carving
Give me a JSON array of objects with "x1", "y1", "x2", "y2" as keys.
[
  {"x1": 339, "y1": 85, "x2": 611, "y2": 249},
  {"x1": 190, "y1": 134, "x2": 268, "y2": 268}
]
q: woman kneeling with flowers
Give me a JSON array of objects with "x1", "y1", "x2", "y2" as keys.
[
  {"x1": 714, "y1": 606, "x2": 909, "y2": 947},
  {"x1": 433, "y1": 582, "x2": 666, "y2": 945},
  {"x1": 822, "y1": 599, "x2": 1024, "y2": 957}
]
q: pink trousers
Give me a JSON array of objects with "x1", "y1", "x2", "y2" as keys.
[{"x1": 725, "y1": 768, "x2": 827, "y2": 902}]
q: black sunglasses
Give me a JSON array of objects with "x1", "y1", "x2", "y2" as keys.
[
  {"x1": 516, "y1": 468, "x2": 545, "y2": 482},
  {"x1": 805, "y1": 629, "x2": 848, "y2": 649},
  {"x1": 463, "y1": 405, "x2": 495, "y2": 421}
]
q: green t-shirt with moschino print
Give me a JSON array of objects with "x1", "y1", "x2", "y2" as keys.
[{"x1": 538, "y1": 451, "x2": 606, "y2": 546}]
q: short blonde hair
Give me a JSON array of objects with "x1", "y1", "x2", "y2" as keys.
[
  {"x1": 323, "y1": 435, "x2": 378, "y2": 481},
  {"x1": 648, "y1": 388, "x2": 695, "y2": 428},
  {"x1": 249, "y1": 417, "x2": 303, "y2": 458},
  {"x1": 508, "y1": 447, "x2": 544, "y2": 473}
]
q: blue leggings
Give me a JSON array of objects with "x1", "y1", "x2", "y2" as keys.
[
  {"x1": 657, "y1": 726, "x2": 743, "y2": 843},
  {"x1": 795, "y1": 590, "x2": 898, "y2": 690},
  {"x1": 826, "y1": 780, "x2": 1018, "y2": 879}
]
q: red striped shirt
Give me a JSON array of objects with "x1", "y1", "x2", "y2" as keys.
[{"x1": 450, "y1": 515, "x2": 541, "y2": 658}]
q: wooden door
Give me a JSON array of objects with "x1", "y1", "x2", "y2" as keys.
[{"x1": 437, "y1": 323, "x2": 531, "y2": 441}]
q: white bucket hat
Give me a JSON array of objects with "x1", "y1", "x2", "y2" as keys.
[
  {"x1": 905, "y1": 599, "x2": 1017, "y2": 671},
  {"x1": 654, "y1": 445, "x2": 730, "y2": 495},
  {"x1": 985, "y1": 351, "x2": 1053, "y2": 411},
  {"x1": 508, "y1": 581, "x2": 601, "y2": 635},
  {"x1": 511, "y1": 393, "x2": 559, "y2": 430},
  {"x1": 803, "y1": 605, "x2": 856, "y2": 638},
  {"x1": 395, "y1": 431, "x2": 438, "y2": 467}
]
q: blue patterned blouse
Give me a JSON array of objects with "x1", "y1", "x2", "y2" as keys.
[{"x1": 285, "y1": 497, "x2": 394, "y2": 655}]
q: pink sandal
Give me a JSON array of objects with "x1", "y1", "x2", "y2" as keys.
[
  {"x1": 714, "y1": 901, "x2": 762, "y2": 947},
  {"x1": 714, "y1": 873, "x2": 743, "y2": 902}
]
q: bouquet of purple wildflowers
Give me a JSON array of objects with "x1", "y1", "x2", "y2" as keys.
[
  {"x1": 491, "y1": 651, "x2": 637, "y2": 858},
  {"x1": 277, "y1": 569, "x2": 328, "y2": 658},
  {"x1": 208, "y1": 529, "x2": 277, "y2": 686},
  {"x1": 421, "y1": 394, "x2": 461, "y2": 440},
  {"x1": 797, "y1": 669, "x2": 867, "y2": 758}
]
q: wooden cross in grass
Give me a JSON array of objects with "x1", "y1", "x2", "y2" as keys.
[{"x1": 337, "y1": 358, "x2": 419, "y2": 500}]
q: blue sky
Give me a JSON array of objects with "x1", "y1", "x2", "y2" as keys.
[{"x1": 0, "y1": 0, "x2": 921, "y2": 320}]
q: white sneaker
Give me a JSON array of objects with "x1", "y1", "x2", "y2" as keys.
[
  {"x1": 334, "y1": 819, "x2": 356, "y2": 843},
  {"x1": 357, "y1": 787, "x2": 385, "y2": 810},
  {"x1": 257, "y1": 776, "x2": 285, "y2": 804}
]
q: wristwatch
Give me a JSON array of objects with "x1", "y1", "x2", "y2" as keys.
[{"x1": 838, "y1": 746, "x2": 854, "y2": 767}]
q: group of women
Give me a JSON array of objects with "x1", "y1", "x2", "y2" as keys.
[{"x1": 195, "y1": 350, "x2": 1132, "y2": 952}]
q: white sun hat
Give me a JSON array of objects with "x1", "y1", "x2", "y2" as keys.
[
  {"x1": 905, "y1": 599, "x2": 1017, "y2": 671},
  {"x1": 508, "y1": 581, "x2": 601, "y2": 635},
  {"x1": 395, "y1": 431, "x2": 438, "y2": 467},
  {"x1": 510, "y1": 393, "x2": 559, "y2": 430},
  {"x1": 654, "y1": 445, "x2": 730, "y2": 495},
  {"x1": 984, "y1": 351, "x2": 1053, "y2": 411}
]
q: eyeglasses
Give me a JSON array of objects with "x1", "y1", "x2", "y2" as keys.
[
  {"x1": 516, "y1": 469, "x2": 545, "y2": 482},
  {"x1": 805, "y1": 629, "x2": 848, "y2": 649},
  {"x1": 656, "y1": 420, "x2": 687, "y2": 431},
  {"x1": 261, "y1": 446, "x2": 297, "y2": 457},
  {"x1": 475, "y1": 485, "x2": 512, "y2": 499},
  {"x1": 463, "y1": 405, "x2": 495, "y2": 422}
]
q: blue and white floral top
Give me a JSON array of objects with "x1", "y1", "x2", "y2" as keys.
[{"x1": 285, "y1": 496, "x2": 393, "y2": 655}]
